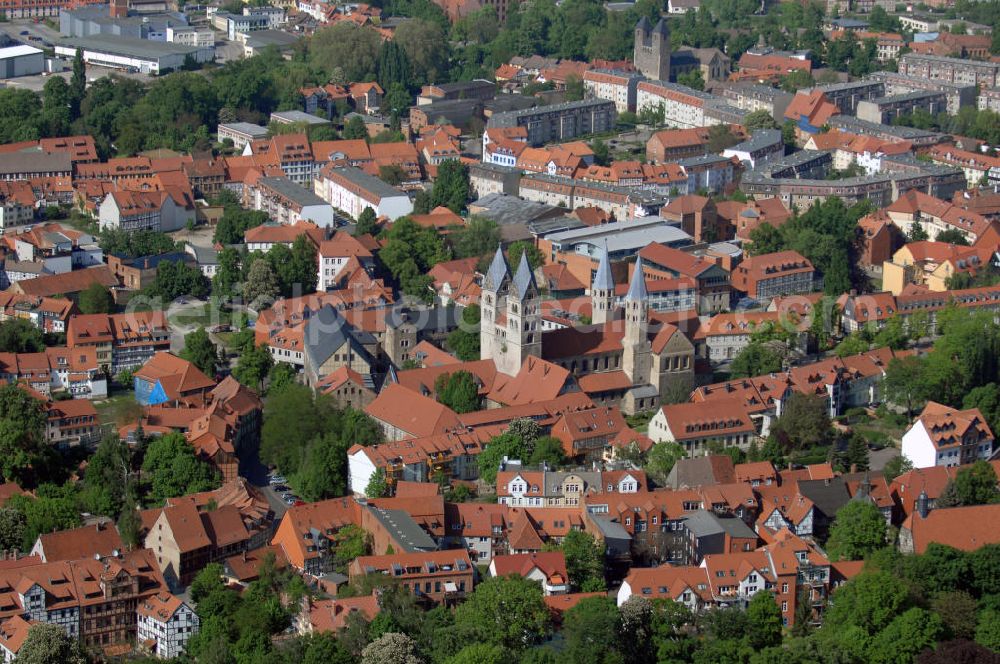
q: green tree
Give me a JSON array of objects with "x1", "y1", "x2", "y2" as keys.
[
  {"x1": 141, "y1": 432, "x2": 219, "y2": 505},
  {"x1": 79, "y1": 282, "x2": 114, "y2": 314},
  {"x1": 976, "y1": 607, "x2": 1000, "y2": 651},
  {"x1": 233, "y1": 343, "x2": 273, "y2": 393},
  {"x1": 677, "y1": 68, "x2": 705, "y2": 91},
  {"x1": 80, "y1": 433, "x2": 130, "y2": 517},
  {"x1": 447, "y1": 304, "x2": 481, "y2": 361},
  {"x1": 212, "y1": 247, "x2": 242, "y2": 299},
  {"x1": 882, "y1": 454, "x2": 912, "y2": 482},
  {"x1": 118, "y1": 494, "x2": 141, "y2": 550},
  {"x1": 559, "y1": 530, "x2": 605, "y2": 592},
  {"x1": 825, "y1": 500, "x2": 887, "y2": 561},
  {"x1": 445, "y1": 643, "x2": 507, "y2": 664},
  {"x1": 69, "y1": 48, "x2": 86, "y2": 120},
  {"x1": 867, "y1": 608, "x2": 945, "y2": 664},
  {"x1": 931, "y1": 590, "x2": 978, "y2": 640},
  {"x1": 508, "y1": 241, "x2": 545, "y2": 270},
  {"x1": 844, "y1": 434, "x2": 870, "y2": 472},
  {"x1": 746, "y1": 591, "x2": 783, "y2": 650},
  {"x1": 0, "y1": 507, "x2": 26, "y2": 553},
  {"x1": 0, "y1": 384, "x2": 48, "y2": 483},
  {"x1": 730, "y1": 342, "x2": 783, "y2": 378},
  {"x1": 559, "y1": 596, "x2": 622, "y2": 664},
  {"x1": 935, "y1": 228, "x2": 970, "y2": 246},
  {"x1": 17, "y1": 624, "x2": 86, "y2": 664},
  {"x1": 430, "y1": 160, "x2": 470, "y2": 213},
  {"x1": 180, "y1": 328, "x2": 220, "y2": 377},
  {"x1": 780, "y1": 70, "x2": 814, "y2": 92},
  {"x1": 645, "y1": 442, "x2": 685, "y2": 486},
  {"x1": 435, "y1": 371, "x2": 481, "y2": 413},
  {"x1": 452, "y1": 216, "x2": 501, "y2": 259},
  {"x1": 591, "y1": 137, "x2": 610, "y2": 166},
  {"x1": 770, "y1": 392, "x2": 832, "y2": 451},
  {"x1": 823, "y1": 571, "x2": 911, "y2": 635},
  {"x1": 344, "y1": 115, "x2": 368, "y2": 140},
  {"x1": 357, "y1": 206, "x2": 378, "y2": 236},
  {"x1": 744, "y1": 110, "x2": 779, "y2": 131},
  {"x1": 454, "y1": 576, "x2": 551, "y2": 652},
  {"x1": 528, "y1": 436, "x2": 566, "y2": 468},
  {"x1": 882, "y1": 355, "x2": 925, "y2": 418},
  {"x1": 296, "y1": 431, "x2": 350, "y2": 501},
  {"x1": 939, "y1": 461, "x2": 999, "y2": 507},
  {"x1": 260, "y1": 384, "x2": 337, "y2": 475},
  {"x1": 243, "y1": 257, "x2": 281, "y2": 308},
  {"x1": 0, "y1": 319, "x2": 45, "y2": 354},
  {"x1": 366, "y1": 467, "x2": 390, "y2": 498}
]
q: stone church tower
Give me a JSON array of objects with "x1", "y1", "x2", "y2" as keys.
[
  {"x1": 591, "y1": 243, "x2": 616, "y2": 326},
  {"x1": 622, "y1": 258, "x2": 653, "y2": 387},
  {"x1": 634, "y1": 17, "x2": 671, "y2": 82},
  {"x1": 481, "y1": 246, "x2": 542, "y2": 377}
]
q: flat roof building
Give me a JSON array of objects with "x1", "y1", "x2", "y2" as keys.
[{"x1": 55, "y1": 35, "x2": 214, "y2": 74}]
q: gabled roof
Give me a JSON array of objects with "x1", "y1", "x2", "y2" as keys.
[
  {"x1": 484, "y1": 244, "x2": 510, "y2": 292},
  {"x1": 35, "y1": 523, "x2": 122, "y2": 563},
  {"x1": 364, "y1": 384, "x2": 462, "y2": 438},
  {"x1": 134, "y1": 352, "x2": 215, "y2": 400},
  {"x1": 904, "y1": 503, "x2": 1000, "y2": 553}
]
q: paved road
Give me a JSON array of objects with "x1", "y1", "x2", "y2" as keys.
[{"x1": 870, "y1": 446, "x2": 899, "y2": 473}]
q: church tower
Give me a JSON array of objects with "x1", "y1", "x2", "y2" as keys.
[
  {"x1": 634, "y1": 17, "x2": 671, "y2": 82},
  {"x1": 622, "y1": 258, "x2": 653, "y2": 386},
  {"x1": 480, "y1": 245, "x2": 511, "y2": 367},
  {"x1": 591, "y1": 242, "x2": 616, "y2": 326},
  {"x1": 481, "y1": 247, "x2": 542, "y2": 377}
]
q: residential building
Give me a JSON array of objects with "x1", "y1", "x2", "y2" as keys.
[
  {"x1": 583, "y1": 69, "x2": 643, "y2": 113},
  {"x1": 488, "y1": 552, "x2": 569, "y2": 595},
  {"x1": 638, "y1": 243, "x2": 730, "y2": 314},
  {"x1": 217, "y1": 122, "x2": 269, "y2": 151},
  {"x1": 867, "y1": 71, "x2": 975, "y2": 115},
  {"x1": 245, "y1": 175, "x2": 335, "y2": 227},
  {"x1": 144, "y1": 499, "x2": 251, "y2": 587},
  {"x1": 901, "y1": 402, "x2": 995, "y2": 469},
  {"x1": 30, "y1": 522, "x2": 123, "y2": 563},
  {"x1": 136, "y1": 593, "x2": 199, "y2": 659},
  {"x1": 900, "y1": 502, "x2": 1000, "y2": 554},
  {"x1": 45, "y1": 398, "x2": 100, "y2": 448},
  {"x1": 897, "y1": 53, "x2": 1000, "y2": 89},
  {"x1": 348, "y1": 550, "x2": 473, "y2": 605},
  {"x1": 649, "y1": 399, "x2": 757, "y2": 455},
  {"x1": 133, "y1": 352, "x2": 215, "y2": 406},
  {"x1": 270, "y1": 497, "x2": 361, "y2": 575},
  {"x1": 67, "y1": 311, "x2": 170, "y2": 374},
  {"x1": 856, "y1": 91, "x2": 948, "y2": 125},
  {"x1": 317, "y1": 231, "x2": 375, "y2": 291},
  {"x1": 0, "y1": 549, "x2": 170, "y2": 650},
  {"x1": 98, "y1": 190, "x2": 181, "y2": 233},
  {"x1": 731, "y1": 250, "x2": 815, "y2": 301},
  {"x1": 486, "y1": 99, "x2": 617, "y2": 147},
  {"x1": 722, "y1": 129, "x2": 784, "y2": 169},
  {"x1": 313, "y1": 165, "x2": 413, "y2": 221},
  {"x1": 0, "y1": 292, "x2": 75, "y2": 333}
]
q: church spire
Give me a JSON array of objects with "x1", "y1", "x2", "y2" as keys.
[
  {"x1": 625, "y1": 257, "x2": 648, "y2": 303},
  {"x1": 484, "y1": 244, "x2": 510, "y2": 292},
  {"x1": 593, "y1": 242, "x2": 614, "y2": 292},
  {"x1": 512, "y1": 251, "x2": 537, "y2": 301}
]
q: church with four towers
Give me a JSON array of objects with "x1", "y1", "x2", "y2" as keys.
[{"x1": 481, "y1": 245, "x2": 695, "y2": 415}]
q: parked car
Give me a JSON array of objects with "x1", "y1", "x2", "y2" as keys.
[
  {"x1": 268, "y1": 474, "x2": 286, "y2": 485},
  {"x1": 273, "y1": 484, "x2": 290, "y2": 493},
  {"x1": 284, "y1": 496, "x2": 300, "y2": 505}
]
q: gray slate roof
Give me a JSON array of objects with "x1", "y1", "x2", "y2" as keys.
[
  {"x1": 593, "y1": 242, "x2": 614, "y2": 291},
  {"x1": 484, "y1": 245, "x2": 510, "y2": 292},
  {"x1": 512, "y1": 252, "x2": 537, "y2": 301},
  {"x1": 625, "y1": 257, "x2": 648, "y2": 302}
]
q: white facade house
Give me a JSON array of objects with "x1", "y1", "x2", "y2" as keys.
[
  {"x1": 247, "y1": 176, "x2": 335, "y2": 227},
  {"x1": 901, "y1": 402, "x2": 995, "y2": 469},
  {"x1": 137, "y1": 593, "x2": 199, "y2": 660},
  {"x1": 313, "y1": 166, "x2": 413, "y2": 221},
  {"x1": 98, "y1": 191, "x2": 184, "y2": 233}
]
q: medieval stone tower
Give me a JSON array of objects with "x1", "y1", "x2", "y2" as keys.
[
  {"x1": 634, "y1": 17, "x2": 671, "y2": 82},
  {"x1": 481, "y1": 246, "x2": 542, "y2": 377},
  {"x1": 591, "y1": 243, "x2": 616, "y2": 326},
  {"x1": 621, "y1": 258, "x2": 653, "y2": 387}
]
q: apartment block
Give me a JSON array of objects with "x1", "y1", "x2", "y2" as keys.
[{"x1": 487, "y1": 99, "x2": 617, "y2": 147}]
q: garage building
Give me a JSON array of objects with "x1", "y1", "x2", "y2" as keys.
[
  {"x1": 0, "y1": 45, "x2": 45, "y2": 78},
  {"x1": 54, "y1": 36, "x2": 213, "y2": 74}
]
